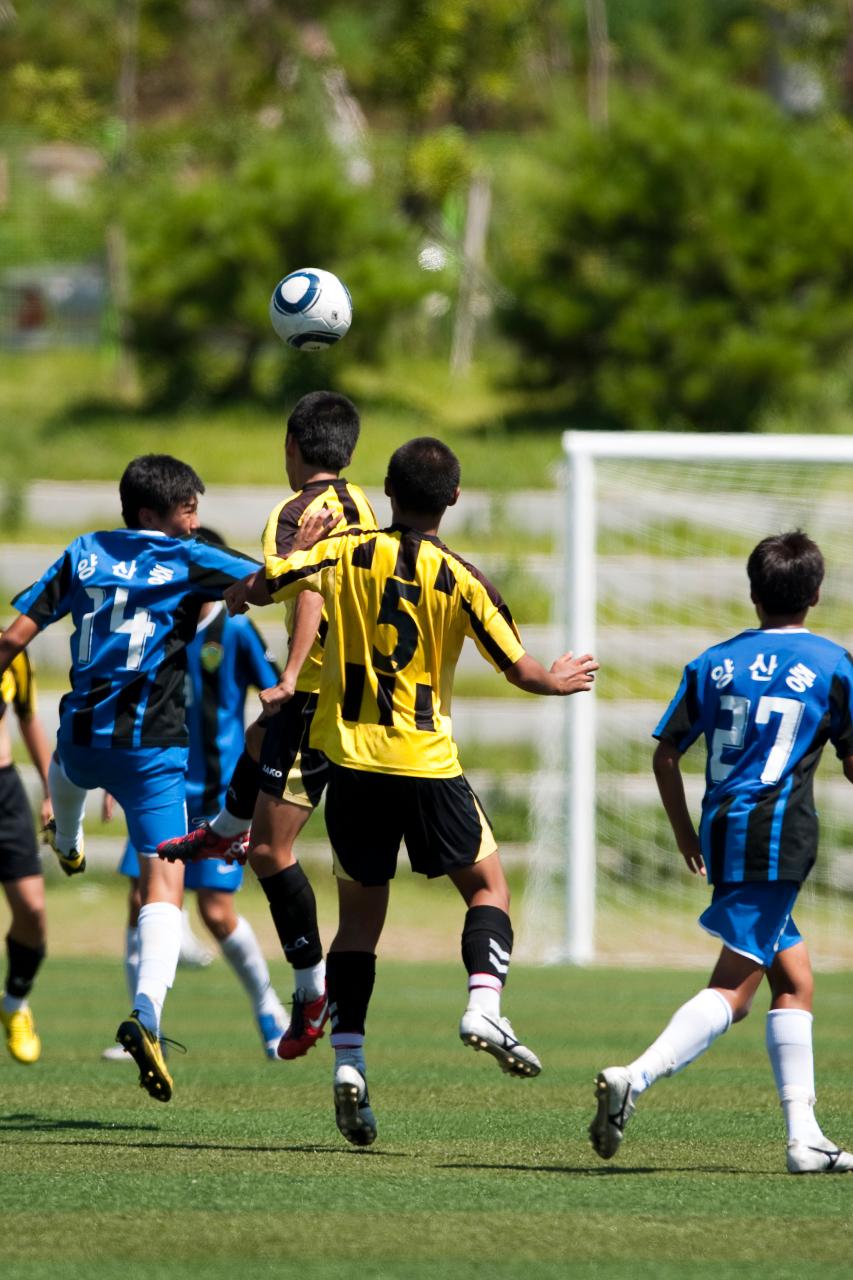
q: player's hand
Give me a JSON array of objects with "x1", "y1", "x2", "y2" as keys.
[
  {"x1": 678, "y1": 836, "x2": 706, "y2": 877},
  {"x1": 101, "y1": 792, "x2": 115, "y2": 823},
  {"x1": 39, "y1": 796, "x2": 53, "y2": 829},
  {"x1": 258, "y1": 675, "x2": 296, "y2": 715},
  {"x1": 550, "y1": 651, "x2": 599, "y2": 694},
  {"x1": 294, "y1": 507, "x2": 341, "y2": 551},
  {"x1": 224, "y1": 574, "x2": 254, "y2": 616}
]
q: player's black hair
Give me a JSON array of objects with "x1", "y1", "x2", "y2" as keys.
[
  {"x1": 286, "y1": 391, "x2": 360, "y2": 471},
  {"x1": 195, "y1": 526, "x2": 225, "y2": 548},
  {"x1": 386, "y1": 437, "x2": 461, "y2": 515},
  {"x1": 747, "y1": 530, "x2": 824, "y2": 616},
  {"x1": 120, "y1": 454, "x2": 205, "y2": 529}
]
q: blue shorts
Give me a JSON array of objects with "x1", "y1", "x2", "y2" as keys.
[
  {"x1": 58, "y1": 743, "x2": 188, "y2": 856},
  {"x1": 119, "y1": 838, "x2": 244, "y2": 893},
  {"x1": 699, "y1": 881, "x2": 803, "y2": 968}
]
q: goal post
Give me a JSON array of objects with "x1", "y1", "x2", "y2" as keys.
[{"x1": 551, "y1": 430, "x2": 853, "y2": 968}]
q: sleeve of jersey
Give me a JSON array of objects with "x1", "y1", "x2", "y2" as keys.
[
  {"x1": 462, "y1": 575, "x2": 526, "y2": 672},
  {"x1": 653, "y1": 665, "x2": 702, "y2": 752},
  {"x1": 238, "y1": 618, "x2": 281, "y2": 688},
  {"x1": 11, "y1": 547, "x2": 74, "y2": 629},
  {"x1": 828, "y1": 653, "x2": 853, "y2": 758},
  {"x1": 188, "y1": 542, "x2": 260, "y2": 597},
  {"x1": 269, "y1": 498, "x2": 304, "y2": 557},
  {"x1": 11, "y1": 651, "x2": 36, "y2": 719},
  {"x1": 265, "y1": 538, "x2": 342, "y2": 603}
]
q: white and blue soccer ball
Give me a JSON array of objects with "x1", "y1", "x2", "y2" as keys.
[{"x1": 269, "y1": 267, "x2": 352, "y2": 351}]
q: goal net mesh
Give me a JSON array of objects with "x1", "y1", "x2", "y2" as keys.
[{"x1": 519, "y1": 454, "x2": 853, "y2": 969}]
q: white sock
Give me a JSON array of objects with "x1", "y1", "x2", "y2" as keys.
[
  {"x1": 292, "y1": 959, "x2": 326, "y2": 1002},
  {"x1": 47, "y1": 755, "x2": 86, "y2": 855},
  {"x1": 331, "y1": 1031, "x2": 365, "y2": 1073},
  {"x1": 220, "y1": 916, "x2": 279, "y2": 1016},
  {"x1": 210, "y1": 810, "x2": 250, "y2": 837},
  {"x1": 628, "y1": 988, "x2": 733, "y2": 1096},
  {"x1": 2, "y1": 993, "x2": 26, "y2": 1014},
  {"x1": 466, "y1": 973, "x2": 502, "y2": 1019},
  {"x1": 125, "y1": 926, "x2": 140, "y2": 1004},
  {"x1": 134, "y1": 902, "x2": 182, "y2": 1036},
  {"x1": 766, "y1": 1008, "x2": 825, "y2": 1145}
]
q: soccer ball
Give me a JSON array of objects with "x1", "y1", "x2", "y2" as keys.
[{"x1": 269, "y1": 268, "x2": 352, "y2": 351}]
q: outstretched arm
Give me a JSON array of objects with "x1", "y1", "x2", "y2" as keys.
[
  {"x1": 504, "y1": 650, "x2": 598, "y2": 696},
  {"x1": 224, "y1": 570, "x2": 271, "y2": 617},
  {"x1": 653, "y1": 739, "x2": 705, "y2": 876},
  {"x1": 258, "y1": 592, "x2": 324, "y2": 715},
  {"x1": 0, "y1": 615, "x2": 38, "y2": 677}
]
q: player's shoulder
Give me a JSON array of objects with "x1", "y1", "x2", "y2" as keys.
[
  {"x1": 427, "y1": 537, "x2": 503, "y2": 602},
  {"x1": 795, "y1": 630, "x2": 853, "y2": 672},
  {"x1": 62, "y1": 528, "x2": 189, "y2": 576},
  {"x1": 692, "y1": 629, "x2": 759, "y2": 664}
]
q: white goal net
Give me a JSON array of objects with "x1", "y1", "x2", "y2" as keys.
[{"x1": 519, "y1": 432, "x2": 853, "y2": 970}]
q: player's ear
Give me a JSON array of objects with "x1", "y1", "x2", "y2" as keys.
[
  {"x1": 384, "y1": 474, "x2": 393, "y2": 499},
  {"x1": 446, "y1": 486, "x2": 460, "y2": 508}
]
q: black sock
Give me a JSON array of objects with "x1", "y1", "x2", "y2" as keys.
[
  {"x1": 224, "y1": 751, "x2": 262, "y2": 823},
  {"x1": 258, "y1": 863, "x2": 323, "y2": 969},
  {"x1": 461, "y1": 905, "x2": 513, "y2": 988},
  {"x1": 5, "y1": 935, "x2": 46, "y2": 1001},
  {"x1": 327, "y1": 951, "x2": 376, "y2": 1036}
]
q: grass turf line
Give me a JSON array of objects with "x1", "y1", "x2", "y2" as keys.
[{"x1": 0, "y1": 959, "x2": 850, "y2": 1278}]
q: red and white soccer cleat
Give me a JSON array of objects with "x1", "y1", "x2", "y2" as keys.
[
  {"x1": 277, "y1": 988, "x2": 330, "y2": 1060},
  {"x1": 157, "y1": 821, "x2": 249, "y2": 865}
]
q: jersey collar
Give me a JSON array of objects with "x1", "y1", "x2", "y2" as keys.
[{"x1": 387, "y1": 522, "x2": 442, "y2": 545}]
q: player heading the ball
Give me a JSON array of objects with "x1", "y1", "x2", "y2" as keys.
[{"x1": 226, "y1": 435, "x2": 598, "y2": 1148}]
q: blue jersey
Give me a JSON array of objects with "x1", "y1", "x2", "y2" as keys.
[
  {"x1": 12, "y1": 529, "x2": 258, "y2": 750},
  {"x1": 185, "y1": 603, "x2": 279, "y2": 813},
  {"x1": 654, "y1": 628, "x2": 853, "y2": 886}
]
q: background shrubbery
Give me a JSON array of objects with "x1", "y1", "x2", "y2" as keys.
[{"x1": 4, "y1": 1, "x2": 853, "y2": 430}]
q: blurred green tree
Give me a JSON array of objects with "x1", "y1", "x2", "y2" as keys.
[
  {"x1": 124, "y1": 134, "x2": 435, "y2": 405},
  {"x1": 494, "y1": 66, "x2": 853, "y2": 431}
]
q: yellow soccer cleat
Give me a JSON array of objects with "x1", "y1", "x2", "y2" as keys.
[
  {"x1": 116, "y1": 1013, "x2": 174, "y2": 1103},
  {"x1": 42, "y1": 819, "x2": 86, "y2": 877},
  {"x1": 1, "y1": 1004, "x2": 42, "y2": 1064}
]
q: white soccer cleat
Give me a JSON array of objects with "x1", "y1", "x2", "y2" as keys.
[
  {"x1": 590, "y1": 1066, "x2": 635, "y2": 1160},
  {"x1": 459, "y1": 1008, "x2": 542, "y2": 1078},
  {"x1": 101, "y1": 1043, "x2": 134, "y2": 1062},
  {"x1": 787, "y1": 1139, "x2": 853, "y2": 1174},
  {"x1": 333, "y1": 1062, "x2": 377, "y2": 1148}
]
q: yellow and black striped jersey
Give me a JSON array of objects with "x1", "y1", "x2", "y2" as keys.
[
  {"x1": 261, "y1": 478, "x2": 376, "y2": 694},
  {"x1": 264, "y1": 524, "x2": 526, "y2": 777},
  {"x1": 0, "y1": 638, "x2": 36, "y2": 723}
]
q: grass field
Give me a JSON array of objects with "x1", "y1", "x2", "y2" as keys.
[
  {"x1": 0, "y1": 350, "x2": 563, "y2": 494},
  {"x1": 1, "y1": 882, "x2": 851, "y2": 1279}
]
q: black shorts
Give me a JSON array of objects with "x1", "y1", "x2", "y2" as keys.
[
  {"x1": 257, "y1": 690, "x2": 328, "y2": 809},
  {"x1": 0, "y1": 764, "x2": 41, "y2": 883},
  {"x1": 325, "y1": 764, "x2": 497, "y2": 886}
]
